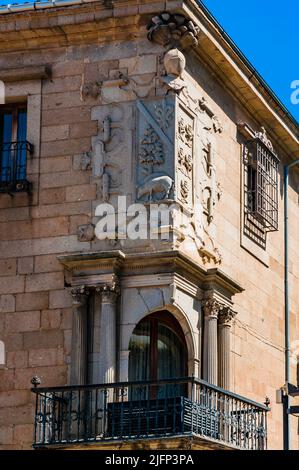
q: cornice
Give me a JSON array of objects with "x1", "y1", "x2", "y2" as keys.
[{"x1": 58, "y1": 249, "x2": 243, "y2": 302}]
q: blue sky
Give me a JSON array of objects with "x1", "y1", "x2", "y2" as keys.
[
  {"x1": 200, "y1": 0, "x2": 299, "y2": 123},
  {"x1": 3, "y1": 0, "x2": 299, "y2": 123}
]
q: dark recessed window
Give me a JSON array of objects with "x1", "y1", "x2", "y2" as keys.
[
  {"x1": 244, "y1": 137, "x2": 279, "y2": 232},
  {"x1": 129, "y1": 312, "x2": 187, "y2": 381},
  {"x1": 0, "y1": 105, "x2": 33, "y2": 193}
]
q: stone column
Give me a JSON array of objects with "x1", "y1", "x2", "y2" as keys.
[
  {"x1": 97, "y1": 283, "x2": 119, "y2": 384},
  {"x1": 218, "y1": 307, "x2": 236, "y2": 390},
  {"x1": 203, "y1": 299, "x2": 221, "y2": 385},
  {"x1": 70, "y1": 286, "x2": 89, "y2": 386}
]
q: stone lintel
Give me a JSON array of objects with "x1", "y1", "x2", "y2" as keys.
[{"x1": 0, "y1": 65, "x2": 51, "y2": 83}]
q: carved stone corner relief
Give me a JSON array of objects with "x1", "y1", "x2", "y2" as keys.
[
  {"x1": 77, "y1": 223, "x2": 95, "y2": 242},
  {"x1": 198, "y1": 97, "x2": 223, "y2": 134},
  {"x1": 80, "y1": 82, "x2": 101, "y2": 101},
  {"x1": 136, "y1": 99, "x2": 174, "y2": 203},
  {"x1": 90, "y1": 106, "x2": 130, "y2": 202},
  {"x1": 147, "y1": 12, "x2": 201, "y2": 50}
]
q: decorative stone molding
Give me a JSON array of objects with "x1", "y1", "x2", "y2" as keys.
[
  {"x1": 69, "y1": 286, "x2": 90, "y2": 306},
  {"x1": 77, "y1": 223, "x2": 95, "y2": 242},
  {"x1": 198, "y1": 97, "x2": 223, "y2": 134},
  {"x1": 147, "y1": 12, "x2": 200, "y2": 50},
  {"x1": 255, "y1": 126, "x2": 274, "y2": 151}
]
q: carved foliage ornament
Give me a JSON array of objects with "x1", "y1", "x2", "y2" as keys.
[
  {"x1": 70, "y1": 286, "x2": 90, "y2": 306},
  {"x1": 203, "y1": 299, "x2": 236, "y2": 324},
  {"x1": 147, "y1": 12, "x2": 200, "y2": 50}
]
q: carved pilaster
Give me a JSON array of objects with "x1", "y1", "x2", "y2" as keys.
[
  {"x1": 69, "y1": 286, "x2": 90, "y2": 385},
  {"x1": 218, "y1": 307, "x2": 236, "y2": 390}
]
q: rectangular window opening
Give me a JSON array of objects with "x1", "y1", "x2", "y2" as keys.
[
  {"x1": 244, "y1": 138, "x2": 279, "y2": 233},
  {"x1": 0, "y1": 104, "x2": 33, "y2": 193}
]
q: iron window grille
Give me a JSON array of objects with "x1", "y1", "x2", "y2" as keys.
[
  {"x1": 0, "y1": 140, "x2": 33, "y2": 193},
  {"x1": 244, "y1": 137, "x2": 279, "y2": 232}
]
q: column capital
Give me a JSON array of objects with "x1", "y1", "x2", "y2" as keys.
[
  {"x1": 218, "y1": 306, "x2": 236, "y2": 327},
  {"x1": 203, "y1": 298, "x2": 223, "y2": 319},
  {"x1": 95, "y1": 280, "x2": 120, "y2": 303},
  {"x1": 69, "y1": 285, "x2": 90, "y2": 307}
]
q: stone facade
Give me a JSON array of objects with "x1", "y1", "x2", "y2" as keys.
[{"x1": 0, "y1": 0, "x2": 298, "y2": 450}]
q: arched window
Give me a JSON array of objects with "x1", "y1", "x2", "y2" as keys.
[{"x1": 129, "y1": 311, "x2": 187, "y2": 383}]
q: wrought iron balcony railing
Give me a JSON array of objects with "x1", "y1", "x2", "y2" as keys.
[
  {"x1": 32, "y1": 377, "x2": 269, "y2": 450},
  {"x1": 0, "y1": 141, "x2": 33, "y2": 193}
]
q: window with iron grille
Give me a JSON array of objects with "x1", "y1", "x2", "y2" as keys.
[
  {"x1": 244, "y1": 135, "x2": 279, "y2": 232},
  {"x1": 0, "y1": 105, "x2": 33, "y2": 193}
]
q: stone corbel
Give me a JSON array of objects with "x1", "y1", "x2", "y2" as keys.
[{"x1": 147, "y1": 12, "x2": 201, "y2": 50}]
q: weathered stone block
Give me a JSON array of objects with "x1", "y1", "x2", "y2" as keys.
[
  {"x1": 39, "y1": 187, "x2": 66, "y2": 206},
  {"x1": 0, "y1": 259, "x2": 16, "y2": 277},
  {"x1": 23, "y1": 330, "x2": 64, "y2": 350},
  {"x1": 0, "y1": 294, "x2": 15, "y2": 313},
  {"x1": 0, "y1": 276, "x2": 25, "y2": 295},
  {"x1": 18, "y1": 257, "x2": 34, "y2": 275},
  {"x1": 28, "y1": 347, "x2": 64, "y2": 367},
  {"x1": 16, "y1": 292, "x2": 49, "y2": 312},
  {"x1": 41, "y1": 309, "x2": 62, "y2": 330},
  {"x1": 65, "y1": 184, "x2": 97, "y2": 202},
  {"x1": 25, "y1": 272, "x2": 64, "y2": 293},
  {"x1": 49, "y1": 289, "x2": 73, "y2": 309},
  {"x1": 6, "y1": 351, "x2": 28, "y2": 369},
  {"x1": 5, "y1": 311, "x2": 40, "y2": 333}
]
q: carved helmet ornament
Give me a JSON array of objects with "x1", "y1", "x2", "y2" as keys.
[{"x1": 147, "y1": 12, "x2": 200, "y2": 50}]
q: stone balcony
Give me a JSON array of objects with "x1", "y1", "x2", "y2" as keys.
[{"x1": 32, "y1": 377, "x2": 269, "y2": 450}]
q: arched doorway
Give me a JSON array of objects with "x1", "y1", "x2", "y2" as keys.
[{"x1": 128, "y1": 311, "x2": 188, "y2": 383}]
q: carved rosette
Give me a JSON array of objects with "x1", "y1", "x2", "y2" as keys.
[
  {"x1": 147, "y1": 12, "x2": 200, "y2": 50},
  {"x1": 69, "y1": 286, "x2": 90, "y2": 307}
]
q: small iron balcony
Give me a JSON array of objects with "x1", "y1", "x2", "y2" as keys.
[
  {"x1": 32, "y1": 377, "x2": 269, "y2": 450},
  {"x1": 0, "y1": 140, "x2": 33, "y2": 193}
]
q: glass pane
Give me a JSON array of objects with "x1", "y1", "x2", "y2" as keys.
[
  {"x1": 129, "y1": 319, "x2": 150, "y2": 381},
  {"x1": 157, "y1": 323, "x2": 185, "y2": 380},
  {"x1": 157, "y1": 322, "x2": 186, "y2": 398},
  {"x1": 16, "y1": 110, "x2": 27, "y2": 181},
  {"x1": 0, "y1": 112, "x2": 13, "y2": 182},
  {"x1": 129, "y1": 319, "x2": 151, "y2": 401}
]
